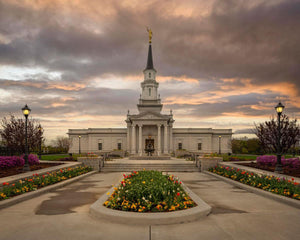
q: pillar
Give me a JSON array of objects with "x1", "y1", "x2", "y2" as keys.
[
  {"x1": 169, "y1": 125, "x2": 173, "y2": 152},
  {"x1": 126, "y1": 125, "x2": 130, "y2": 152},
  {"x1": 157, "y1": 124, "x2": 161, "y2": 155},
  {"x1": 164, "y1": 124, "x2": 168, "y2": 154},
  {"x1": 138, "y1": 124, "x2": 143, "y2": 156},
  {"x1": 131, "y1": 125, "x2": 136, "y2": 154}
]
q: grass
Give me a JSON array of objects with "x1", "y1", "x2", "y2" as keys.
[{"x1": 40, "y1": 154, "x2": 70, "y2": 161}]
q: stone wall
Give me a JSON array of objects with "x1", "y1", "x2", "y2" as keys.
[
  {"x1": 77, "y1": 157, "x2": 103, "y2": 172},
  {"x1": 198, "y1": 157, "x2": 223, "y2": 171}
]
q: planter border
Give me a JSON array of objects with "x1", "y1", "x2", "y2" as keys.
[
  {"x1": 90, "y1": 179, "x2": 211, "y2": 225},
  {"x1": 0, "y1": 171, "x2": 96, "y2": 210},
  {"x1": 204, "y1": 170, "x2": 300, "y2": 209}
]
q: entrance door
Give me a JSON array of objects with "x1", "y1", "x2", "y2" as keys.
[
  {"x1": 145, "y1": 139, "x2": 154, "y2": 149},
  {"x1": 145, "y1": 139, "x2": 154, "y2": 155}
]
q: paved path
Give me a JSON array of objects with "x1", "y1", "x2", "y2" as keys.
[{"x1": 0, "y1": 172, "x2": 299, "y2": 240}]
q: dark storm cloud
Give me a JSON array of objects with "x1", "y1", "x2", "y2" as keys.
[{"x1": 1, "y1": 0, "x2": 299, "y2": 87}]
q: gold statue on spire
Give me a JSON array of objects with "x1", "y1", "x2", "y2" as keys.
[{"x1": 147, "y1": 27, "x2": 152, "y2": 43}]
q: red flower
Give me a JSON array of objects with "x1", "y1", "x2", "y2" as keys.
[
  {"x1": 294, "y1": 182, "x2": 299, "y2": 186},
  {"x1": 291, "y1": 178, "x2": 295, "y2": 181},
  {"x1": 177, "y1": 192, "x2": 180, "y2": 196},
  {"x1": 180, "y1": 181, "x2": 182, "y2": 184},
  {"x1": 241, "y1": 171, "x2": 246, "y2": 175}
]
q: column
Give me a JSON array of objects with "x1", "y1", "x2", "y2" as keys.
[
  {"x1": 164, "y1": 124, "x2": 168, "y2": 154},
  {"x1": 138, "y1": 124, "x2": 143, "y2": 156},
  {"x1": 131, "y1": 125, "x2": 136, "y2": 154},
  {"x1": 169, "y1": 125, "x2": 173, "y2": 152},
  {"x1": 157, "y1": 124, "x2": 161, "y2": 155},
  {"x1": 126, "y1": 125, "x2": 130, "y2": 152}
]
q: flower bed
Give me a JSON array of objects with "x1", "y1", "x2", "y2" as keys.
[
  {"x1": 209, "y1": 166, "x2": 300, "y2": 200},
  {"x1": 0, "y1": 154, "x2": 39, "y2": 169},
  {"x1": 0, "y1": 166, "x2": 92, "y2": 201},
  {"x1": 104, "y1": 170, "x2": 196, "y2": 212}
]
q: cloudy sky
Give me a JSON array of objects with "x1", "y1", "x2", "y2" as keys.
[{"x1": 0, "y1": 0, "x2": 299, "y2": 142}]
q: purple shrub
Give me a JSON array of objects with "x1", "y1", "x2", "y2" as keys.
[
  {"x1": 256, "y1": 155, "x2": 278, "y2": 167},
  {"x1": 0, "y1": 154, "x2": 39, "y2": 169},
  {"x1": 256, "y1": 155, "x2": 300, "y2": 169},
  {"x1": 27, "y1": 154, "x2": 40, "y2": 165}
]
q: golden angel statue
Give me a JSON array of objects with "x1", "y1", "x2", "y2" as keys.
[{"x1": 147, "y1": 27, "x2": 152, "y2": 43}]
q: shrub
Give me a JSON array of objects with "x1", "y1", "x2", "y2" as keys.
[
  {"x1": 0, "y1": 154, "x2": 39, "y2": 169},
  {"x1": 256, "y1": 155, "x2": 300, "y2": 168}
]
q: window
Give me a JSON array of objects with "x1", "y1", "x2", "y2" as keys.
[
  {"x1": 178, "y1": 143, "x2": 182, "y2": 150},
  {"x1": 98, "y1": 143, "x2": 102, "y2": 150},
  {"x1": 117, "y1": 143, "x2": 122, "y2": 150},
  {"x1": 198, "y1": 143, "x2": 202, "y2": 150},
  {"x1": 149, "y1": 72, "x2": 151, "y2": 78},
  {"x1": 149, "y1": 88, "x2": 151, "y2": 96}
]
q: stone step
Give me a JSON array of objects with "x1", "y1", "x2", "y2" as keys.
[
  {"x1": 101, "y1": 168, "x2": 199, "y2": 172},
  {"x1": 101, "y1": 163, "x2": 199, "y2": 172},
  {"x1": 128, "y1": 156, "x2": 171, "y2": 160}
]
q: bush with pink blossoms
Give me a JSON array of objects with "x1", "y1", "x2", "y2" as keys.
[
  {"x1": 256, "y1": 155, "x2": 300, "y2": 169},
  {"x1": 0, "y1": 154, "x2": 39, "y2": 169}
]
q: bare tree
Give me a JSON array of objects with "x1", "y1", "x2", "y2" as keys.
[
  {"x1": 254, "y1": 114, "x2": 300, "y2": 154},
  {"x1": 0, "y1": 114, "x2": 44, "y2": 155},
  {"x1": 53, "y1": 136, "x2": 70, "y2": 153}
]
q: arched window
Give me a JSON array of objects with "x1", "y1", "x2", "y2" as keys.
[{"x1": 149, "y1": 88, "x2": 151, "y2": 96}]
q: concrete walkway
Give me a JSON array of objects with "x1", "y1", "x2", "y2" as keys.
[{"x1": 0, "y1": 171, "x2": 299, "y2": 240}]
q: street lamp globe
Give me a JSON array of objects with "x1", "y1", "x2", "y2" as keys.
[
  {"x1": 275, "y1": 102, "x2": 285, "y2": 114},
  {"x1": 22, "y1": 104, "x2": 31, "y2": 117}
]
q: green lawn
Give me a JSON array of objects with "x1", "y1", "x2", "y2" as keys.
[
  {"x1": 231, "y1": 154, "x2": 257, "y2": 160},
  {"x1": 40, "y1": 154, "x2": 70, "y2": 161}
]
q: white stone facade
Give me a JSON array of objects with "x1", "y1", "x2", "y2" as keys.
[{"x1": 68, "y1": 40, "x2": 232, "y2": 155}]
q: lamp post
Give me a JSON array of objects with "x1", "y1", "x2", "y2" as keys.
[
  {"x1": 38, "y1": 124, "x2": 42, "y2": 160},
  {"x1": 218, "y1": 136, "x2": 222, "y2": 155},
  {"x1": 22, "y1": 104, "x2": 31, "y2": 172},
  {"x1": 78, "y1": 135, "x2": 81, "y2": 154},
  {"x1": 275, "y1": 102, "x2": 285, "y2": 173}
]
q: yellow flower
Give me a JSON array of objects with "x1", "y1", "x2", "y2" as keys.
[
  {"x1": 142, "y1": 181, "x2": 146, "y2": 184},
  {"x1": 106, "y1": 192, "x2": 110, "y2": 195}
]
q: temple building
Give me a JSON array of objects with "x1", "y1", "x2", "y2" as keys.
[{"x1": 68, "y1": 32, "x2": 232, "y2": 156}]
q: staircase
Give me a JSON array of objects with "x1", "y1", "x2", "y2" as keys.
[{"x1": 101, "y1": 160, "x2": 199, "y2": 172}]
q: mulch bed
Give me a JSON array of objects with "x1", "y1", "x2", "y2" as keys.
[
  {"x1": 0, "y1": 163, "x2": 63, "y2": 178},
  {"x1": 237, "y1": 162, "x2": 300, "y2": 178}
]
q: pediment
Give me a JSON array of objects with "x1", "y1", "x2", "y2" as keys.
[{"x1": 130, "y1": 111, "x2": 169, "y2": 120}]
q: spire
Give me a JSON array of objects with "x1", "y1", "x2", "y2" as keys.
[
  {"x1": 145, "y1": 44, "x2": 154, "y2": 70},
  {"x1": 145, "y1": 27, "x2": 154, "y2": 70}
]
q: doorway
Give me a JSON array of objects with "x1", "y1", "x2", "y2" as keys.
[{"x1": 145, "y1": 139, "x2": 154, "y2": 155}]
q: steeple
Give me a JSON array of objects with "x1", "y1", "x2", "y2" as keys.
[
  {"x1": 138, "y1": 28, "x2": 162, "y2": 114},
  {"x1": 145, "y1": 44, "x2": 154, "y2": 70}
]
